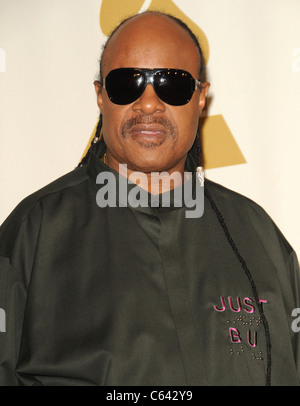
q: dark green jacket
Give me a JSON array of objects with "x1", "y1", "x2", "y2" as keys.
[{"x1": 0, "y1": 150, "x2": 299, "y2": 386}]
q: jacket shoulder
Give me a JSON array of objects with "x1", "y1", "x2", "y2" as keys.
[
  {"x1": 0, "y1": 166, "x2": 89, "y2": 257},
  {"x1": 205, "y1": 178, "x2": 294, "y2": 256}
]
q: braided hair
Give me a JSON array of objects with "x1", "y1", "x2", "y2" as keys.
[
  {"x1": 78, "y1": 10, "x2": 272, "y2": 385},
  {"x1": 78, "y1": 114, "x2": 103, "y2": 167}
]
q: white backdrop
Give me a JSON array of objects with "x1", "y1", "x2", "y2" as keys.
[{"x1": 0, "y1": 0, "x2": 299, "y2": 256}]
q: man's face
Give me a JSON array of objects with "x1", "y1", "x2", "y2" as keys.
[{"x1": 95, "y1": 14, "x2": 209, "y2": 174}]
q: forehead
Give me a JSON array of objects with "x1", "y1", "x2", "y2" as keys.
[{"x1": 101, "y1": 14, "x2": 200, "y2": 78}]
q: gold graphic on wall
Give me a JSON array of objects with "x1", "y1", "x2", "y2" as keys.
[
  {"x1": 200, "y1": 115, "x2": 246, "y2": 169},
  {"x1": 84, "y1": 0, "x2": 246, "y2": 169}
]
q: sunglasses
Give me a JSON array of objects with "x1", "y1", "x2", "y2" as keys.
[{"x1": 102, "y1": 68, "x2": 202, "y2": 106}]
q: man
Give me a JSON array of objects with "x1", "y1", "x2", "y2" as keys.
[{"x1": 0, "y1": 11, "x2": 299, "y2": 386}]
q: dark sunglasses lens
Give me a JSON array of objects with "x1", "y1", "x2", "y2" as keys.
[
  {"x1": 105, "y1": 69, "x2": 145, "y2": 105},
  {"x1": 154, "y1": 70, "x2": 194, "y2": 106}
]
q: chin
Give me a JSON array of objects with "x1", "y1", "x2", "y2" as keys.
[
  {"x1": 122, "y1": 140, "x2": 179, "y2": 173},
  {"x1": 128, "y1": 155, "x2": 174, "y2": 173}
]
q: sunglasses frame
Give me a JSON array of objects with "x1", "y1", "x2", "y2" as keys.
[{"x1": 102, "y1": 68, "x2": 202, "y2": 106}]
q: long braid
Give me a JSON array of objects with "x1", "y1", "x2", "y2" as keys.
[
  {"x1": 78, "y1": 114, "x2": 103, "y2": 167},
  {"x1": 192, "y1": 120, "x2": 272, "y2": 385},
  {"x1": 204, "y1": 187, "x2": 272, "y2": 385},
  {"x1": 192, "y1": 125, "x2": 202, "y2": 167},
  {"x1": 201, "y1": 157, "x2": 272, "y2": 385}
]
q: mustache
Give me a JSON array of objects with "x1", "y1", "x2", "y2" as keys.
[{"x1": 121, "y1": 116, "x2": 176, "y2": 137}]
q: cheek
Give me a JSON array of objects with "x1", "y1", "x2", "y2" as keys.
[
  {"x1": 101, "y1": 103, "x2": 127, "y2": 144},
  {"x1": 173, "y1": 105, "x2": 200, "y2": 150}
]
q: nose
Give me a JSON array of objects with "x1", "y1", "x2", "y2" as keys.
[{"x1": 132, "y1": 84, "x2": 166, "y2": 114}]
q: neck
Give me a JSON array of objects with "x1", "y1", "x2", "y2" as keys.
[{"x1": 103, "y1": 152, "x2": 187, "y2": 194}]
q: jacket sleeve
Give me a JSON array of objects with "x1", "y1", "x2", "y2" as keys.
[{"x1": 0, "y1": 200, "x2": 42, "y2": 385}]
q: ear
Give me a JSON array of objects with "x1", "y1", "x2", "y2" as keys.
[
  {"x1": 198, "y1": 82, "x2": 210, "y2": 113},
  {"x1": 94, "y1": 80, "x2": 104, "y2": 111}
]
